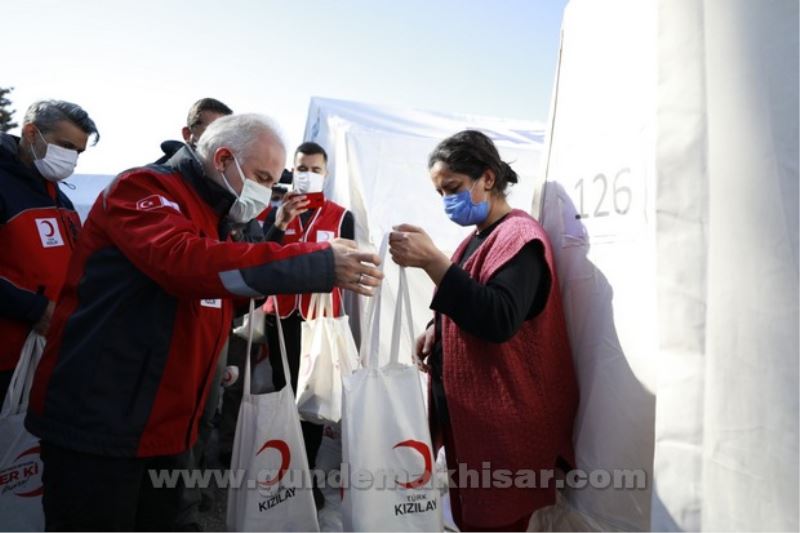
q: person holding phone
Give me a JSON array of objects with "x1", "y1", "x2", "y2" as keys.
[{"x1": 261, "y1": 141, "x2": 354, "y2": 509}]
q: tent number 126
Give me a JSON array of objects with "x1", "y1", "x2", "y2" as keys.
[{"x1": 574, "y1": 168, "x2": 632, "y2": 219}]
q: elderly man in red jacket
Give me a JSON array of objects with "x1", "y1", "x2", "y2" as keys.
[{"x1": 25, "y1": 113, "x2": 382, "y2": 531}]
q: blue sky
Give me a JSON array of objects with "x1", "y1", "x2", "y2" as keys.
[{"x1": 4, "y1": 0, "x2": 568, "y2": 174}]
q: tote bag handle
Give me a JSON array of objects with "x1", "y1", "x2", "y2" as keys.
[{"x1": 243, "y1": 297, "x2": 293, "y2": 397}]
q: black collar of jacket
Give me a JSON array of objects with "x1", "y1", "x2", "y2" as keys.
[
  {"x1": 162, "y1": 145, "x2": 235, "y2": 219},
  {"x1": 0, "y1": 132, "x2": 62, "y2": 201}
]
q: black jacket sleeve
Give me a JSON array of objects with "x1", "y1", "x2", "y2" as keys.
[
  {"x1": 0, "y1": 278, "x2": 49, "y2": 324},
  {"x1": 430, "y1": 240, "x2": 550, "y2": 343},
  {"x1": 262, "y1": 208, "x2": 285, "y2": 243}
]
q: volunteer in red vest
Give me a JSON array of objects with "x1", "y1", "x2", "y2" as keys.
[
  {"x1": 261, "y1": 141, "x2": 354, "y2": 508},
  {"x1": 24, "y1": 114, "x2": 382, "y2": 531},
  {"x1": 389, "y1": 130, "x2": 580, "y2": 532},
  {"x1": 0, "y1": 99, "x2": 99, "y2": 400}
]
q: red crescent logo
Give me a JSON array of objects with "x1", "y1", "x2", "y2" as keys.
[
  {"x1": 256, "y1": 439, "x2": 291, "y2": 487},
  {"x1": 14, "y1": 445, "x2": 40, "y2": 463},
  {"x1": 41, "y1": 220, "x2": 55, "y2": 237},
  {"x1": 12, "y1": 446, "x2": 43, "y2": 498},
  {"x1": 393, "y1": 439, "x2": 433, "y2": 489}
]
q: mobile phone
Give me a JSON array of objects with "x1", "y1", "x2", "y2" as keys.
[{"x1": 304, "y1": 192, "x2": 325, "y2": 210}]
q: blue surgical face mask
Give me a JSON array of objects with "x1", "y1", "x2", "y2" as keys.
[{"x1": 443, "y1": 179, "x2": 490, "y2": 226}]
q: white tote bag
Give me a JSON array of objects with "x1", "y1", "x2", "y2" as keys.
[
  {"x1": 297, "y1": 293, "x2": 360, "y2": 424},
  {"x1": 341, "y1": 239, "x2": 443, "y2": 532},
  {"x1": 0, "y1": 332, "x2": 46, "y2": 532},
  {"x1": 233, "y1": 304, "x2": 268, "y2": 344},
  {"x1": 227, "y1": 298, "x2": 320, "y2": 532}
]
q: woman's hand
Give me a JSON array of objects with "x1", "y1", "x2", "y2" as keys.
[
  {"x1": 275, "y1": 192, "x2": 309, "y2": 230},
  {"x1": 389, "y1": 224, "x2": 452, "y2": 285},
  {"x1": 414, "y1": 323, "x2": 435, "y2": 373}
]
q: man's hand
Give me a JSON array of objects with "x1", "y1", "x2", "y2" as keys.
[
  {"x1": 275, "y1": 193, "x2": 310, "y2": 230},
  {"x1": 389, "y1": 224, "x2": 452, "y2": 285},
  {"x1": 330, "y1": 239, "x2": 384, "y2": 297},
  {"x1": 33, "y1": 300, "x2": 55, "y2": 336},
  {"x1": 414, "y1": 323, "x2": 435, "y2": 373}
]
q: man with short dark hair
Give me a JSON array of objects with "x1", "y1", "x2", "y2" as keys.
[
  {"x1": 155, "y1": 97, "x2": 233, "y2": 164},
  {"x1": 0, "y1": 99, "x2": 99, "y2": 400},
  {"x1": 262, "y1": 141, "x2": 354, "y2": 509}
]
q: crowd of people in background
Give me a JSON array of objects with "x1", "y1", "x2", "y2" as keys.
[{"x1": 0, "y1": 97, "x2": 579, "y2": 532}]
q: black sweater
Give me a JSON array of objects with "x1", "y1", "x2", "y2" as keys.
[{"x1": 429, "y1": 214, "x2": 551, "y2": 425}]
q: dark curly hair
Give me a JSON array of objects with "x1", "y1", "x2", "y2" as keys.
[{"x1": 428, "y1": 130, "x2": 518, "y2": 196}]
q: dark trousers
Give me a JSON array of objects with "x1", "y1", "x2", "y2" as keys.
[
  {"x1": 265, "y1": 313, "x2": 324, "y2": 470},
  {"x1": 40, "y1": 441, "x2": 187, "y2": 532}
]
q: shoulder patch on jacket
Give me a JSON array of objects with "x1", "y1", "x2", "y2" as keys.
[{"x1": 136, "y1": 194, "x2": 181, "y2": 213}]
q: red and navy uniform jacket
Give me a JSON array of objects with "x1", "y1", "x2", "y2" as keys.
[
  {"x1": 0, "y1": 133, "x2": 81, "y2": 373},
  {"x1": 263, "y1": 200, "x2": 350, "y2": 319},
  {"x1": 25, "y1": 147, "x2": 335, "y2": 458}
]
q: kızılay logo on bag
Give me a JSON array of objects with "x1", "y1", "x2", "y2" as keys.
[
  {"x1": 0, "y1": 446, "x2": 43, "y2": 498},
  {"x1": 256, "y1": 439, "x2": 290, "y2": 488},
  {"x1": 393, "y1": 439, "x2": 433, "y2": 489},
  {"x1": 392, "y1": 440, "x2": 438, "y2": 517},
  {"x1": 255, "y1": 439, "x2": 298, "y2": 513}
]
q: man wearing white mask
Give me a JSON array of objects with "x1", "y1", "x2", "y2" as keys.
[
  {"x1": 0, "y1": 99, "x2": 99, "y2": 400},
  {"x1": 24, "y1": 114, "x2": 382, "y2": 530},
  {"x1": 261, "y1": 141, "x2": 353, "y2": 509}
]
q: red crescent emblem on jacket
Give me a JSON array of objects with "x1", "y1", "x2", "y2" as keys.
[{"x1": 40, "y1": 220, "x2": 55, "y2": 237}]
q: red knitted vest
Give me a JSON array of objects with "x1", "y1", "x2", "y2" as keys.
[{"x1": 439, "y1": 209, "x2": 579, "y2": 527}]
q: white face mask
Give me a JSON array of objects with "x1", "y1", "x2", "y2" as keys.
[
  {"x1": 293, "y1": 171, "x2": 325, "y2": 193},
  {"x1": 220, "y1": 156, "x2": 272, "y2": 223},
  {"x1": 31, "y1": 130, "x2": 79, "y2": 182}
]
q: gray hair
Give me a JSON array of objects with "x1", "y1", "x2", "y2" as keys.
[
  {"x1": 23, "y1": 100, "x2": 99, "y2": 145},
  {"x1": 196, "y1": 113, "x2": 285, "y2": 164}
]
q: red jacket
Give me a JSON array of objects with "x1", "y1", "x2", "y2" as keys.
[
  {"x1": 0, "y1": 133, "x2": 81, "y2": 372},
  {"x1": 26, "y1": 149, "x2": 335, "y2": 457},
  {"x1": 440, "y1": 210, "x2": 579, "y2": 527},
  {"x1": 264, "y1": 200, "x2": 348, "y2": 319}
]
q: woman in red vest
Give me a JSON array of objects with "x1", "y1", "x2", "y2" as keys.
[{"x1": 389, "y1": 130, "x2": 579, "y2": 531}]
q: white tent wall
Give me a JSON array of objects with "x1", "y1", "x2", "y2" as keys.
[
  {"x1": 540, "y1": 0, "x2": 798, "y2": 531},
  {"x1": 701, "y1": 0, "x2": 798, "y2": 530},
  {"x1": 538, "y1": 0, "x2": 658, "y2": 530},
  {"x1": 651, "y1": 1, "x2": 710, "y2": 529},
  {"x1": 303, "y1": 98, "x2": 545, "y2": 365}
]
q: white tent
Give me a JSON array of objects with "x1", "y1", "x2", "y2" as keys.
[
  {"x1": 539, "y1": 0, "x2": 798, "y2": 531},
  {"x1": 303, "y1": 97, "x2": 546, "y2": 363}
]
